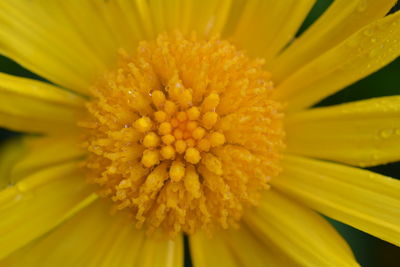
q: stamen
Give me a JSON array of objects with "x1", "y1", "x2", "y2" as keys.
[
  {"x1": 134, "y1": 117, "x2": 152, "y2": 133},
  {"x1": 143, "y1": 132, "x2": 160, "y2": 148},
  {"x1": 80, "y1": 32, "x2": 284, "y2": 237},
  {"x1": 141, "y1": 149, "x2": 160, "y2": 168},
  {"x1": 170, "y1": 160, "x2": 185, "y2": 182},
  {"x1": 185, "y1": 147, "x2": 201, "y2": 164},
  {"x1": 192, "y1": 127, "x2": 206, "y2": 140},
  {"x1": 187, "y1": 107, "x2": 200, "y2": 120},
  {"x1": 158, "y1": 122, "x2": 172, "y2": 135}
]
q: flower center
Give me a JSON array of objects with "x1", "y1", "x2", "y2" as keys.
[
  {"x1": 80, "y1": 32, "x2": 285, "y2": 236},
  {"x1": 135, "y1": 90, "x2": 225, "y2": 170}
]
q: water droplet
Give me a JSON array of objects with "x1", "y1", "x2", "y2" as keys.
[{"x1": 17, "y1": 182, "x2": 28, "y2": 192}]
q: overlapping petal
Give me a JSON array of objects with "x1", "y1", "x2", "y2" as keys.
[
  {"x1": 0, "y1": 199, "x2": 183, "y2": 267},
  {"x1": 272, "y1": 155, "x2": 400, "y2": 246},
  {"x1": 0, "y1": 72, "x2": 83, "y2": 134},
  {"x1": 227, "y1": 0, "x2": 315, "y2": 61},
  {"x1": 0, "y1": 138, "x2": 24, "y2": 189},
  {"x1": 274, "y1": 10, "x2": 400, "y2": 111},
  {"x1": 143, "y1": 0, "x2": 232, "y2": 38},
  {"x1": 285, "y1": 95, "x2": 400, "y2": 167},
  {"x1": 190, "y1": 231, "x2": 241, "y2": 267},
  {"x1": 0, "y1": 134, "x2": 84, "y2": 189},
  {"x1": 244, "y1": 190, "x2": 359, "y2": 266},
  {"x1": 0, "y1": 0, "x2": 110, "y2": 94},
  {"x1": 0, "y1": 162, "x2": 95, "y2": 260},
  {"x1": 0, "y1": 0, "x2": 235, "y2": 94},
  {"x1": 271, "y1": 0, "x2": 397, "y2": 82}
]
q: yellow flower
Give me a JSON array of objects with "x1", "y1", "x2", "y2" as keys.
[{"x1": 0, "y1": 0, "x2": 399, "y2": 266}]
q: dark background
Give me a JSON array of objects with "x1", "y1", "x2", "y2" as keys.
[{"x1": 0, "y1": 1, "x2": 399, "y2": 266}]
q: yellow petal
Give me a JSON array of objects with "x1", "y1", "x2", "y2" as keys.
[
  {"x1": 190, "y1": 231, "x2": 240, "y2": 267},
  {"x1": 244, "y1": 190, "x2": 359, "y2": 267},
  {"x1": 139, "y1": 0, "x2": 233, "y2": 38},
  {"x1": 272, "y1": 155, "x2": 400, "y2": 246},
  {"x1": 0, "y1": 0, "x2": 237, "y2": 94},
  {"x1": 0, "y1": 0, "x2": 145, "y2": 94},
  {"x1": 228, "y1": 0, "x2": 315, "y2": 61},
  {"x1": 0, "y1": 162, "x2": 94, "y2": 260},
  {"x1": 275, "y1": 11, "x2": 400, "y2": 111},
  {"x1": 271, "y1": 0, "x2": 397, "y2": 82},
  {"x1": 218, "y1": 226, "x2": 296, "y2": 266},
  {"x1": 0, "y1": 137, "x2": 24, "y2": 189},
  {"x1": 286, "y1": 96, "x2": 400, "y2": 167},
  {"x1": 0, "y1": 72, "x2": 83, "y2": 134},
  {"x1": 85, "y1": 0, "x2": 144, "y2": 55},
  {"x1": 1, "y1": 134, "x2": 83, "y2": 186},
  {"x1": 1, "y1": 200, "x2": 134, "y2": 266},
  {"x1": 1, "y1": 199, "x2": 182, "y2": 267},
  {"x1": 136, "y1": 234, "x2": 183, "y2": 267},
  {"x1": 141, "y1": 0, "x2": 232, "y2": 38}
]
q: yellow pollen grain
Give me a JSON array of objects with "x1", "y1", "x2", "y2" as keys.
[
  {"x1": 143, "y1": 132, "x2": 160, "y2": 148},
  {"x1": 192, "y1": 127, "x2": 206, "y2": 140},
  {"x1": 158, "y1": 122, "x2": 172, "y2": 135},
  {"x1": 177, "y1": 111, "x2": 187, "y2": 122},
  {"x1": 161, "y1": 145, "x2": 175, "y2": 159},
  {"x1": 210, "y1": 132, "x2": 226, "y2": 147},
  {"x1": 174, "y1": 129, "x2": 184, "y2": 140},
  {"x1": 185, "y1": 147, "x2": 201, "y2": 164},
  {"x1": 202, "y1": 93, "x2": 220, "y2": 112},
  {"x1": 171, "y1": 118, "x2": 179, "y2": 128},
  {"x1": 175, "y1": 140, "x2": 187, "y2": 154},
  {"x1": 187, "y1": 107, "x2": 200, "y2": 120},
  {"x1": 152, "y1": 90, "x2": 166, "y2": 108},
  {"x1": 164, "y1": 100, "x2": 177, "y2": 115},
  {"x1": 184, "y1": 165, "x2": 201, "y2": 198},
  {"x1": 202, "y1": 112, "x2": 218, "y2": 129},
  {"x1": 170, "y1": 160, "x2": 185, "y2": 181},
  {"x1": 197, "y1": 138, "x2": 211, "y2": 152},
  {"x1": 134, "y1": 116, "x2": 152, "y2": 132},
  {"x1": 186, "y1": 121, "x2": 198, "y2": 131},
  {"x1": 178, "y1": 89, "x2": 192, "y2": 108},
  {"x1": 154, "y1": 111, "x2": 167, "y2": 123},
  {"x1": 162, "y1": 134, "x2": 175, "y2": 145},
  {"x1": 141, "y1": 149, "x2": 160, "y2": 167}
]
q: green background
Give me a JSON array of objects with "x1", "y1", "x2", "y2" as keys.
[{"x1": 0, "y1": 1, "x2": 399, "y2": 266}]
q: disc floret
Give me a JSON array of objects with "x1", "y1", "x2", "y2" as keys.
[{"x1": 80, "y1": 32, "x2": 284, "y2": 236}]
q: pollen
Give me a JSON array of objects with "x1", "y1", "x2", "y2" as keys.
[
  {"x1": 80, "y1": 32, "x2": 284, "y2": 237},
  {"x1": 134, "y1": 116, "x2": 152, "y2": 133},
  {"x1": 185, "y1": 147, "x2": 201, "y2": 164},
  {"x1": 143, "y1": 132, "x2": 160, "y2": 148},
  {"x1": 141, "y1": 149, "x2": 160, "y2": 168}
]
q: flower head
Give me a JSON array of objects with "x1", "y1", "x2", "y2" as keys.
[
  {"x1": 80, "y1": 32, "x2": 284, "y2": 236},
  {"x1": 0, "y1": 0, "x2": 399, "y2": 266}
]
